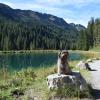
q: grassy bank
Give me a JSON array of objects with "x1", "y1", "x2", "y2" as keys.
[
  {"x1": 0, "y1": 62, "x2": 91, "y2": 100},
  {"x1": 0, "y1": 49, "x2": 100, "y2": 57},
  {"x1": 0, "y1": 50, "x2": 58, "y2": 55},
  {"x1": 89, "y1": 46, "x2": 100, "y2": 52}
]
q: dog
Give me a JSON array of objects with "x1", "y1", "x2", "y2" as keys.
[{"x1": 57, "y1": 50, "x2": 71, "y2": 75}]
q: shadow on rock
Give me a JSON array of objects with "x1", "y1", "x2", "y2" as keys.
[
  {"x1": 91, "y1": 89, "x2": 100, "y2": 99},
  {"x1": 89, "y1": 69, "x2": 97, "y2": 71},
  {"x1": 86, "y1": 65, "x2": 97, "y2": 71}
]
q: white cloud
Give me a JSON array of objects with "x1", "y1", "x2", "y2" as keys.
[
  {"x1": 34, "y1": 0, "x2": 100, "y2": 8},
  {"x1": 1, "y1": 0, "x2": 100, "y2": 26},
  {"x1": 0, "y1": 1, "x2": 73, "y2": 16}
]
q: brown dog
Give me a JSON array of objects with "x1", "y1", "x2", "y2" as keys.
[{"x1": 57, "y1": 50, "x2": 71, "y2": 75}]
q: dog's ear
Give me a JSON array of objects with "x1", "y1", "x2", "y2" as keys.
[
  {"x1": 58, "y1": 50, "x2": 62, "y2": 58},
  {"x1": 67, "y1": 51, "x2": 69, "y2": 58}
]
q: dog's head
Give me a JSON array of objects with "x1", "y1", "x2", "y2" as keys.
[{"x1": 58, "y1": 50, "x2": 68, "y2": 61}]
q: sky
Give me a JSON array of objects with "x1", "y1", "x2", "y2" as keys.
[{"x1": 0, "y1": 0, "x2": 100, "y2": 27}]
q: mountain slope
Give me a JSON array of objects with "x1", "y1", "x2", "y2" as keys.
[
  {"x1": 70, "y1": 23, "x2": 86, "y2": 31},
  {"x1": 0, "y1": 3, "x2": 85, "y2": 31},
  {"x1": 0, "y1": 3, "x2": 85, "y2": 50}
]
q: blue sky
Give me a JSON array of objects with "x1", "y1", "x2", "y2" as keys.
[{"x1": 0, "y1": 0, "x2": 100, "y2": 27}]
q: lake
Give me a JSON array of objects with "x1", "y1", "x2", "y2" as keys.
[{"x1": 0, "y1": 51, "x2": 84, "y2": 71}]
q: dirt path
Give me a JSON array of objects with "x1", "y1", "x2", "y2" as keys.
[{"x1": 89, "y1": 60, "x2": 100, "y2": 100}]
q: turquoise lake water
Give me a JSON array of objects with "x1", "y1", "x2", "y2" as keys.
[{"x1": 0, "y1": 51, "x2": 84, "y2": 71}]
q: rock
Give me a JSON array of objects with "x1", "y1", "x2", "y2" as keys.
[
  {"x1": 28, "y1": 96, "x2": 38, "y2": 100},
  {"x1": 47, "y1": 71, "x2": 87, "y2": 91},
  {"x1": 76, "y1": 61, "x2": 88, "y2": 69},
  {"x1": 92, "y1": 58, "x2": 97, "y2": 60},
  {"x1": 76, "y1": 61, "x2": 91, "y2": 70},
  {"x1": 49, "y1": 96, "x2": 67, "y2": 100},
  {"x1": 76, "y1": 61, "x2": 94, "y2": 71},
  {"x1": 87, "y1": 59, "x2": 92, "y2": 62},
  {"x1": 92, "y1": 58, "x2": 99, "y2": 61}
]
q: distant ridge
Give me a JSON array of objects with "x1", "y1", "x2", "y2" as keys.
[{"x1": 0, "y1": 3, "x2": 85, "y2": 31}]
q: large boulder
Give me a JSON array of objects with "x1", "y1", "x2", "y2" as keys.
[{"x1": 47, "y1": 71, "x2": 87, "y2": 91}]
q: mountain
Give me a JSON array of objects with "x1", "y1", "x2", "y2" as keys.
[
  {"x1": 0, "y1": 3, "x2": 85, "y2": 31},
  {"x1": 70, "y1": 23, "x2": 86, "y2": 31},
  {"x1": 0, "y1": 3, "x2": 85, "y2": 50},
  {"x1": 0, "y1": 3, "x2": 68, "y2": 29}
]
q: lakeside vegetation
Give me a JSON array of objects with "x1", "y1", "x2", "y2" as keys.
[
  {"x1": 89, "y1": 46, "x2": 100, "y2": 52},
  {"x1": 0, "y1": 50, "x2": 100, "y2": 99},
  {"x1": 0, "y1": 62, "x2": 90, "y2": 100}
]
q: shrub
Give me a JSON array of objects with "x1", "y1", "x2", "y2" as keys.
[
  {"x1": 12, "y1": 68, "x2": 36, "y2": 86},
  {"x1": 48, "y1": 84, "x2": 91, "y2": 99}
]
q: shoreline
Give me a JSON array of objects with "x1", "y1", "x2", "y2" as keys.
[{"x1": 0, "y1": 50, "x2": 59, "y2": 55}]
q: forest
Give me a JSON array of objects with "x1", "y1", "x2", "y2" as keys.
[
  {"x1": 0, "y1": 16, "x2": 100, "y2": 51},
  {"x1": 78, "y1": 18, "x2": 100, "y2": 50},
  {"x1": 0, "y1": 16, "x2": 79, "y2": 50}
]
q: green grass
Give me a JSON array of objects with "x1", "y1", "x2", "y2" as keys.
[
  {"x1": 0, "y1": 49, "x2": 100, "y2": 58},
  {"x1": 89, "y1": 46, "x2": 100, "y2": 52},
  {"x1": 49, "y1": 84, "x2": 91, "y2": 99},
  {"x1": 0, "y1": 63, "x2": 91, "y2": 100},
  {"x1": 0, "y1": 65, "x2": 56, "y2": 100},
  {"x1": 69, "y1": 50, "x2": 100, "y2": 59},
  {"x1": 0, "y1": 50, "x2": 58, "y2": 55}
]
